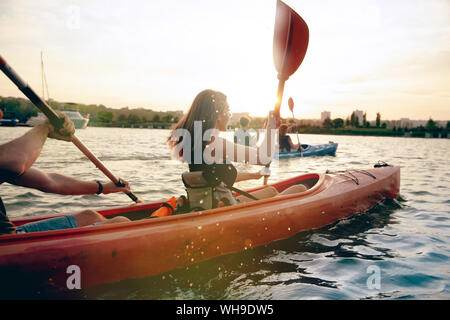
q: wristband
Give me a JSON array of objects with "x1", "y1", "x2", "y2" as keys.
[{"x1": 95, "y1": 180, "x2": 103, "y2": 195}]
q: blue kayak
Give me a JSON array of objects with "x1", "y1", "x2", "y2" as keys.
[{"x1": 274, "y1": 142, "x2": 338, "y2": 159}]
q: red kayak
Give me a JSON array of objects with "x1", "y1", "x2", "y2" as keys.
[{"x1": 0, "y1": 165, "x2": 400, "y2": 292}]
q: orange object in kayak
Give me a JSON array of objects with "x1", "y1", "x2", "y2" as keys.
[
  {"x1": 0, "y1": 165, "x2": 400, "y2": 293},
  {"x1": 150, "y1": 196, "x2": 176, "y2": 218}
]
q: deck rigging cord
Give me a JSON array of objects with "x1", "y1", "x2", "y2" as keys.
[{"x1": 325, "y1": 167, "x2": 380, "y2": 185}]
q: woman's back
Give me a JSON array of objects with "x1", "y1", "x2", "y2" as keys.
[{"x1": 279, "y1": 135, "x2": 291, "y2": 152}]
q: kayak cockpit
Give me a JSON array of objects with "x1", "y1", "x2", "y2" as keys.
[{"x1": 272, "y1": 173, "x2": 320, "y2": 193}]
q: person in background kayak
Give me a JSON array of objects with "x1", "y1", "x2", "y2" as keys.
[
  {"x1": 168, "y1": 89, "x2": 307, "y2": 208},
  {"x1": 278, "y1": 123, "x2": 302, "y2": 152},
  {"x1": 233, "y1": 116, "x2": 256, "y2": 147},
  {"x1": 0, "y1": 110, "x2": 131, "y2": 236}
]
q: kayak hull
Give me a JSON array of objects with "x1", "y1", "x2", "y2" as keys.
[
  {"x1": 0, "y1": 165, "x2": 399, "y2": 293},
  {"x1": 274, "y1": 143, "x2": 338, "y2": 159}
]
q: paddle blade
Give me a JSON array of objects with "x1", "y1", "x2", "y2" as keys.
[
  {"x1": 273, "y1": 0, "x2": 309, "y2": 80},
  {"x1": 288, "y1": 97, "x2": 294, "y2": 112}
]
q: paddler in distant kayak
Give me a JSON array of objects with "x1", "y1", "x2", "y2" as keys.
[
  {"x1": 233, "y1": 116, "x2": 257, "y2": 147},
  {"x1": 278, "y1": 123, "x2": 303, "y2": 152},
  {"x1": 167, "y1": 89, "x2": 307, "y2": 210},
  {"x1": 0, "y1": 110, "x2": 131, "y2": 235}
]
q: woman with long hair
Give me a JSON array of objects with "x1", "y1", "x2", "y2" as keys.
[
  {"x1": 168, "y1": 89, "x2": 306, "y2": 208},
  {"x1": 278, "y1": 124, "x2": 302, "y2": 152}
]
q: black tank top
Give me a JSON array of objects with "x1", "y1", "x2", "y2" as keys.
[
  {"x1": 279, "y1": 135, "x2": 291, "y2": 152},
  {"x1": 189, "y1": 163, "x2": 237, "y2": 188},
  {"x1": 187, "y1": 137, "x2": 237, "y2": 188}
]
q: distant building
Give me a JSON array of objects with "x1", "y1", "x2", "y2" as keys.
[
  {"x1": 171, "y1": 110, "x2": 184, "y2": 117},
  {"x1": 321, "y1": 111, "x2": 331, "y2": 122},
  {"x1": 353, "y1": 110, "x2": 364, "y2": 125},
  {"x1": 298, "y1": 119, "x2": 322, "y2": 127},
  {"x1": 404, "y1": 120, "x2": 427, "y2": 128},
  {"x1": 399, "y1": 118, "x2": 412, "y2": 128},
  {"x1": 169, "y1": 110, "x2": 184, "y2": 121}
]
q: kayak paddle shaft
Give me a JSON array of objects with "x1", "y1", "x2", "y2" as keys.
[{"x1": 265, "y1": 1, "x2": 309, "y2": 185}]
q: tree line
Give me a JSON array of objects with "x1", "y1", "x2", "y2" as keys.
[
  {"x1": 322, "y1": 112, "x2": 449, "y2": 131},
  {"x1": 319, "y1": 112, "x2": 449, "y2": 137},
  {"x1": 0, "y1": 96, "x2": 182, "y2": 127}
]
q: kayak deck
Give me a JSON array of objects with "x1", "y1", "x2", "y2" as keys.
[{"x1": 274, "y1": 143, "x2": 338, "y2": 159}]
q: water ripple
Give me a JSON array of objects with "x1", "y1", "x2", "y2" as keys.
[{"x1": 1, "y1": 128, "x2": 449, "y2": 300}]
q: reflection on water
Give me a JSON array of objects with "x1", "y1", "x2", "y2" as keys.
[{"x1": 0, "y1": 127, "x2": 449, "y2": 299}]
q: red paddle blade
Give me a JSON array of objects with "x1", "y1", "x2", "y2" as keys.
[
  {"x1": 288, "y1": 97, "x2": 294, "y2": 112},
  {"x1": 273, "y1": 0, "x2": 309, "y2": 81}
]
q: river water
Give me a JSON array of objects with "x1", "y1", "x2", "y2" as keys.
[{"x1": 1, "y1": 127, "x2": 449, "y2": 300}]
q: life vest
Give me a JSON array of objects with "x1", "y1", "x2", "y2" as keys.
[
  {"x1": 182, "y1": 163, "x2": 236, "y2": 211},
  {"x1": 150, "y1": 196, "x2": 177, "y2": 218}
]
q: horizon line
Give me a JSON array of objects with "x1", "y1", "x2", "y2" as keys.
[{"x1": 1, "y1": 94, "x2": 448, "y2": 122}]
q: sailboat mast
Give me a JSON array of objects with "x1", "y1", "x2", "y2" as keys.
[
  {"x1": 41, "y1": 51, "x2": 50, "y2": 101},
  {"x1": 41, "y1": 51, "x2": 44, "y2": 99}
]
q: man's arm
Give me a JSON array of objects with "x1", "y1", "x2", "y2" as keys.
[
  {"x1": 0, "y1": 122, "x2": 49, "y2": 175},
  {"x1": 235, "y1": 171, "x2": 262, "y2": 183},
  {"x1": 0, "y1": 113, "x2": 75, "y2": 176},
  {"x1": 8, "y1": 167, "x2": 130, "y2": 195},
  {"x1": 288, "y1": 136, "x2": 299, "y2": 151}
]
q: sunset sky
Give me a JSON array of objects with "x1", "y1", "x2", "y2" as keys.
[{"x1": 0, "y1": 0, "x2": 448, "y2": 120}]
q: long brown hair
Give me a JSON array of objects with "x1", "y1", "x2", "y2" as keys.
[{"x1": 168, "y1": 89, "x2": 228, "y2": 149}]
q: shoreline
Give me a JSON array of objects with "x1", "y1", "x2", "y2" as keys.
[
  {"x1": 296, "y1": 127, "x2": 450, "y2": 139},
  {"x1": 2, "y1": 123, "x2": 449, "y2": 139}
]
